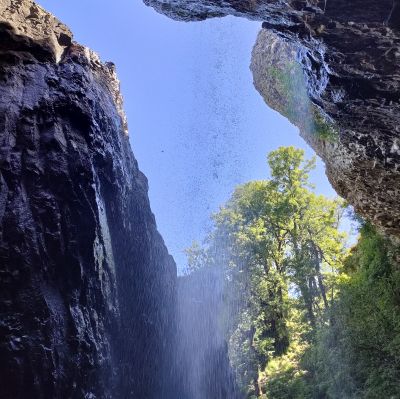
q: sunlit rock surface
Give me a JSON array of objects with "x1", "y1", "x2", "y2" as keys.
[
  {"x1": 145, "y1": 0, "x2": 400, "y2": 239},
  {"x1": 0, "y1": 1, "x2": 176, "y2": 397}
]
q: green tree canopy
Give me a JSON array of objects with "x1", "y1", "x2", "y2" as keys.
[{"x1": 185, "y1": 147, "x2": 347, "y2": 397}]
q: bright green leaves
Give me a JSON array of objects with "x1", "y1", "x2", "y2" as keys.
[
  {"x1": 268, "y1": 146, "x2": 315, "y2": 192},
  {"x1": 184, "y1": 146, "x2": 348, "y2": 397}
]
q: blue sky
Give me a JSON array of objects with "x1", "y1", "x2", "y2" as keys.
[{"x1": 37, "y1": 0, "x2": 344, "y2": 271}]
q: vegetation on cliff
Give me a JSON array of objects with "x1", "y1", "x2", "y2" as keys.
[
  {"x1": 185, "y1": 146, "x2": 400, "y2": 398},
  {"x1": 266, "y1": 62, "x2": 337, "y2": 142}
]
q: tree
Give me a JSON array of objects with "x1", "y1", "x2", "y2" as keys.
[{"x1": 186, "y1": 147, "x2": 347, "y2": 397}]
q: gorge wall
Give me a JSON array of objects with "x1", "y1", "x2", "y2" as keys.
[
  {"x1": 0, "y1": 1, "x2": 176, "y2": 398},
  {"x1": 144, "y1": 0, "x2": 400, "y2": 239},
  {"x1": 2, "y1": 0, "x2": 400, "y2": 397}
]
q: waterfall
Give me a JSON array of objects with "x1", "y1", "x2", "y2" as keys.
[{"x1": 174, "y1": 267, "x2": 240, "y2": 399}]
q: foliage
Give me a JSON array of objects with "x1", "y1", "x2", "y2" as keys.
[
  {"x1": 185, "y1": 147, "x2": 347, "y2": 397},
  {"x1": 301, "y1": 223, "x2": 400, "y2": 398},
  {"x1": 261, "y1": 305, "x2": 312, "y2": 399},
  {"x1": 185, "y1": 146, "x2": 400, "y2": 398}
]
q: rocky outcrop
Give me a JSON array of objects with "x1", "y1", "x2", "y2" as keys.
[
  {"x1": 0, "y1": 1, "x2": 176, "y2": 398},
  {"x1": 251, "y1": 26, "x2": 400, "y2": 239},
  {"x1": 144, "y1": 0, "x2": 400, "y2": 239}
]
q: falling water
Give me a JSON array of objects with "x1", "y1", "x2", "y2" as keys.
[{"x1": 173, "y1": 266, "x2": 240, "y2": 399}]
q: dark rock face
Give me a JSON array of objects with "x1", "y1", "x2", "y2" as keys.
[
  {"x1": 0, "y1": 1, "x2": 176, "y2": 398},
  {"x1": 144, "y1": 0, "x2": 395, "y2": 25},
  {"x1": 144, "y1": 0, "x2": 400, "y2": 239}
]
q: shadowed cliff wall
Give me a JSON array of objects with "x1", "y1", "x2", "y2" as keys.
[{"x1": 0, "y1": 1, "x2": 176, "y2": 398}]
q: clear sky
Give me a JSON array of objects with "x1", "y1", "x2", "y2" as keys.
[{"x1": 37, "y1": 0, "x2": 346, "y2": 272}]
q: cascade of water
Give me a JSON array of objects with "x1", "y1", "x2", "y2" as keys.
[{"x1": 174, "y1": 267, "x2": 240, "y2": 399}]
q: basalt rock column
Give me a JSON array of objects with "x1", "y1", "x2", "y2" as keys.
[
  {"x1": 144, "y1": 0, "x2": 400, "y2": 239},
  {"x1": 0, "y1": 1, "x2": 176, "y2": 398}
]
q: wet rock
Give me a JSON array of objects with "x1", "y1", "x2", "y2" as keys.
[
  {"x1": 0, "y1": 1, "x2": 176, "y2": 398},
  {"x1": 144, "y1": 0, "x2": 400, "y2": 239}
]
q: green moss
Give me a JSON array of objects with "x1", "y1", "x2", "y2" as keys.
[
  {"x1": 267, "y1": 62, "x2": 338, "y2": 142},
  {"x1": 312, "y1": 109, "x2": 337, "y2": 142}
]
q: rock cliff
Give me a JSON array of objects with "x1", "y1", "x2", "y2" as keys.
[
  {"x1": 0, "y1": 1, "x2": 176, "y2": 398},
  {"x1": 144, "y1": 0, "x2": 400, "y2": 239}
]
